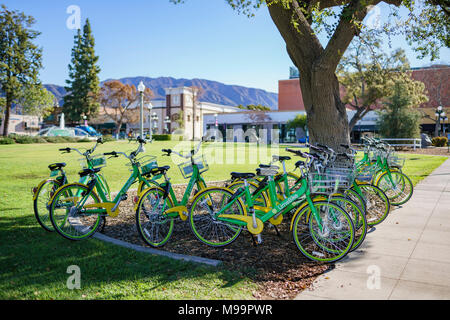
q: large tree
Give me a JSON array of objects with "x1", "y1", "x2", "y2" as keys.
[
  {"x1": 338, "y1": 30, "x2": 428, "y2": 130},
  {"x1": 0, "y1": 5, "x2": 42, "y2": 136},
  {"x1": 172, "y1": 0, "x2": 449, "y2": 149},
  {"x1": 98, "y1": 80, "x2": 153, "y2": 137},
  {"x1": 63, "y1": 19, "x2": 101, "y2": 123}
]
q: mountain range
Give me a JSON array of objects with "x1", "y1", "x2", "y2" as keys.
[{"x1": 44, "y1": 76, "x2": 279, "y2": 110}]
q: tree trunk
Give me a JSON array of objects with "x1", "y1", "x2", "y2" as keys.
[
  {"x1": 114, "y1": 121, "x2": 123, "y2": 138},
  {"x1": 300, "y1": 68, "x2": 351, "y2": 149},
  {"x1": 267, "y1": 2, "x2": 374, "y2": 150},
  {"x1": 2, "y1": 94, "x2": 12, "y2": 136}
]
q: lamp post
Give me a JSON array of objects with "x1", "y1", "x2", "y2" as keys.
[
  {"x1": 435, "y1": 106, "x2": 446, "y2": 137},
  {"x1": 443, "y1": 116, "x2": 448, "y2": 137},
  {"x1": 147, "y1": 102, "x2": 153, "y2": 141},
  {"x1": 214, "y1": 113, "x2": 218, "y2": 137},
  {"x1": 151, "y1": 112, "x2": 158, "y2": 135},
  {"x1": 137, "y1": 81, "x2": 145, "y2": 139},
  {"x1": 83, "y1": 115, "x2": 87, "y2": 126},
  {"x1": 164, "y1": 116, "x2": 170, "y2": 134}
]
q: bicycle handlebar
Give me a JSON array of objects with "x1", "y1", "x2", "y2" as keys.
[{"x1": 163, "y1": 141, "x2": 203, "y2": 159}]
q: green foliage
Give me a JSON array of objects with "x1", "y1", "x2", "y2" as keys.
[
  {"x1": 0, "y1": 137, "x2": 15, "y2": 144},
  {"x1": 152, "y1": 134, "x2": 172, "y2": 141},
  {"x1": 338, "y1": 30, "x2": 429, "y2": 129},
  {"x1": 286, "y1": 114, "x2": 307, "y2": 131},
  {"x1": 17, "y1": 84, "x2": 57, "y2": 117},
  {"x1": 102, "y1": 134, "x2": 116, "y2": 142},
  {"x1": 403, "y1": 1, "x2": 449, "y2": 61},
  {"x1": 431, "y1": 136, "x2": 448, "y2": 147},
  {"x1": 377, "y1": 82, "x2": 422, "y2": 139},
  {"x1": 0, "y1": 5, "x2": 43, "y2": 136},
  {"x1": 237, "y1": 104, "x2": 271, "y2": 111},
  {"x1": 63, "y1": 19, "x2": 101, "y2": 123}
]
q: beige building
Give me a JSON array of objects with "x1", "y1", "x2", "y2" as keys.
[
  {"x1": 128, "y1": 86, "x2": 240, "y2": 140},
  {"x1": 0, "y1": 114, "x2": 41, "y2": 136}
]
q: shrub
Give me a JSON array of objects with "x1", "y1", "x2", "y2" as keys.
[
  {"x1": 153, "y1": 134, "x2": 171, "y2": 141},
  {"x1": 432, "y1": 136, "x2": 448, "y2": 147},
  {"x1": 43, "y1": 136, "x2": 68, "y2": 143},
  {"x1": 13, "y1": 135, "x2": 36, "y2": 144},
  {"x1": 0, "y1": 137, "x2": 15, "y2": 144},
  {"x1": 102, "y1": 134, "x2": 116, "y2": 142}
]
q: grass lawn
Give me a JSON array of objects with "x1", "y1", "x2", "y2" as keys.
[{"x1": 0, "y1": 140, "x2": 447, "y2": 300}]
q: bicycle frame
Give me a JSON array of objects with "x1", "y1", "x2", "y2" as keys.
[{"x1": 216, "y1": 175, "x2": 324, "y2": 234}]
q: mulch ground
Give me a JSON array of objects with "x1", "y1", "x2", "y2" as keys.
[{"x1": 101, "y1": 182, "x2": 331, "y2": 300}]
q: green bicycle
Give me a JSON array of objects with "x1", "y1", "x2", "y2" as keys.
[
  {"x1": 48, "y1": 138, "x2": 159, "y2": 241},
  {"x1": 227, "y1": 154, "x2": 367, "y2": 251},
  {"x1": 135, "y1": 140, "x2": 210, "y2": 247},
  {"x1": 189, "y1": 155, "x2": 356, "y2": 263},
  {"x1": 32, "y1": 137, "x2": 107, "y2": 232}
]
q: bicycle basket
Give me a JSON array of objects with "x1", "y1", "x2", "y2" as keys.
[
  {"x1": 308, "y1": 171, "x2": 352, "y2": 194},
  {"x1": 387, "y1": 154, "x2": 406, "y2": 169},
  {"x1": 178, "y1": 154, "x2": 208, "y2": 179},
  {"x1": 138, "y1": 156, "x2": 158, "y2": 175},
  {"x1": 125, "y1": 155, "x2": 158, "y2": 175},
  {"x1": 355, "y1": 163, "x2": 379, "y2": 182},
  {"x1": 80, "y1": 155, "x2": 107, "y2": 169}
]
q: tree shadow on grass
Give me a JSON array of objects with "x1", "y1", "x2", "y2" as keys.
[{"x1": 0, "y1": 215, "x2": 264, "y2": 299}]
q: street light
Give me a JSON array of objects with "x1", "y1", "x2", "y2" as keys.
[
  {"x1": 435, "y1": 106, "x2": 446, "y2": 137},
  {"x1": 164, "y1": 116, "x2": 171, "y2": 134},
  {"x1": 147, "y1": 101, "x2": 153, "y2": 141},
  {"x1": 137, "y1": 81, "x2": 145, "y2": 139},
  {"x1": 151, "y1": 112, "x2": 158, "y2": 135}
]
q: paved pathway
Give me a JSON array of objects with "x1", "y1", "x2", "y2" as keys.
[{"x1": 296, "y1": 158, "x2": 450, "y2": 300}]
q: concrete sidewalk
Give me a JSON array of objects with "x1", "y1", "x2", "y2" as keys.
[{"x1": 296, "y1": 158, "x2": 450, "y2": 300}]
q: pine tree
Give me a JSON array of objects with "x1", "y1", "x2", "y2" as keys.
[{"x1": 63, "y1": 19, "x2": 100, "y2": 123}]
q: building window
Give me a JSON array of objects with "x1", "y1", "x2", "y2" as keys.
[
  {"x1": 187, "y1": 115, "x2": 191, "y2": 122},
  {"x1": 171, "y1": 94, "x2": 180, "y2": 106},
  {"x1": 196, "y1": 116, "x2": 199, "y2": 122}
]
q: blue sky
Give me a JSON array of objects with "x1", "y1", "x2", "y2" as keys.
[{"x1": 3, "y1": 0, "x2": 449, "y2": 93}]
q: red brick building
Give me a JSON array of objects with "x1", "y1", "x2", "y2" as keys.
[{"x1": 278, "y1": 65, "x2": 450, "y2": 113}]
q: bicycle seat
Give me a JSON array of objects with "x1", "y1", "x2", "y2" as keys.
[
  {"x1": 48, "y1": 163, "x2": 66, "y2": 171},
  {"x1": 295, "y1": 160, "x2": 306, "y2": 168},
  {"x1": 256, "y1": 168, "x2": 278, "y2": 177},
  {"x1": 272, "y1": 155, "x2": 291, "y2": 162},
  {"x1": 230, "y1": 172, "x2": 255, "y2": 180},
  {"x1": 259, "y1": 164, "x2": 280, "y2": 170},
  {"x1": 78, "y1": 168, "x2": 101, "y2": 178},
  {"x1": 150, "y1": 166, "x2": 170, "y2": 175}
]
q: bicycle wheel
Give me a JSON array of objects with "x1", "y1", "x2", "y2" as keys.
[
  {"x1": 353, "y1": 184, "x2": 390, "y2": 226},
  {"x1": 376, "y1": 171, "x2": 413, "y2": 206},
  {"x1": 49, "y1": 183, "x2": 102, "y2": 240},
  {"x1": 344, "y1": 188, "x2": 366, "y2": 214},
  {"x1": 189, "y1": 187, "x2": 245, "y2": 247},
  {"x1": 136, "y1": 187, "x2": 175, "y2": 247},
  {"x1": 292, "y1": 201, "x2": 355, "y2": 263},
  {"x1": 33, "y1": 179, "x2": 61, "y2": 232},
  {"x1": 328, "y1": 195, "x2": 367, "y2": 251}
]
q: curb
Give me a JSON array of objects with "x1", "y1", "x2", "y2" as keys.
[{"x1": 93, "y1": 232, "x2": 223, "y2": 267}]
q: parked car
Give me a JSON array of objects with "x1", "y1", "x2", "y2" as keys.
[{"x1": 76, "y1": 125, "x2": 101, "y2": 137}]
